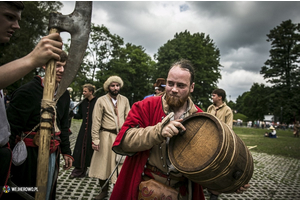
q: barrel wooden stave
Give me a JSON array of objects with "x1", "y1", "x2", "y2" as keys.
[{"x1": 168, "y1": 113, "x2": 253, "y2": 193}]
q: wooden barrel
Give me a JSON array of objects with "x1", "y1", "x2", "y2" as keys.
[{"x1": 168, "y1": 112, "x2": 254, "y2": 193}]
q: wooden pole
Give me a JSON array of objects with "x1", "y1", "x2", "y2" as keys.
[{"x1": 35, "y1": 28, "x2": 59, "y2": 200}]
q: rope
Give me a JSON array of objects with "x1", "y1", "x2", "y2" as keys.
[
  {"x1": 22, "y1": 123, "x2": 40, "y2": 140},
  {"x1": 41, "y1": 99, "x2": 60, "y2": 133},
  {"x1": 40, "y1": 99, "x2": 60, "y2": 148}
]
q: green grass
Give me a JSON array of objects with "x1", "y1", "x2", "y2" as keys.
[
  {"x1": 71, "y1": 119, "x2": 300, "y2": 159},
  {"x1": 233, "y1": 127, "x2": 300, "y2": 159}
]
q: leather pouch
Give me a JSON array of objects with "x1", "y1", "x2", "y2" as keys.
[
  {"x1": 138, "y1": 179, "x2": 179, "y2": 200},
  {"x1": 12, "y1": 140, "x2": 27, "y2": 166}
]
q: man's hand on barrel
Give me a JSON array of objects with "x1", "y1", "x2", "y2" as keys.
[
  {"x1": 235, "y1": 183, "x2": 251, "y2": 194},
  {"x1": 161, "y1": 119, "x2": 185, "y2": 138}
]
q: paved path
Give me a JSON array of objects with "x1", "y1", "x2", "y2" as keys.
[{"x1": 56, "y1": 120, "x2": 300, "y2": 200}]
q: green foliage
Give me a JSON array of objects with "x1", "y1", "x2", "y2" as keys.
[
  {"x1": 260, "y1": 19, "x2": 300, "y2": 123},
  {"x1": 154, "y1": 30, "x2": 222, "y2": 109},
  {"x1": 69, "y1": 24, "x2": 126, "y2": 101},
  {"x1": 70, "y1": 24, "x2": 156, "y2": 104},
  {"x1": 106, "y1": 43, "x2": 156, "y2": 104},
  {"x1": 88, "y1": 24, "x2": 124, "y2": 85},
  {"x1": 242, "y1": 83, "x2": 273, "y2": 121},
  {"x1": 234, "y1": 127, "x2": 300, "y2": 159},
  {"x1": 0, "y1": 1, "x2": 62, "y2": 94},
  {"x1": 235, "y1": 91, "x2": 249, "y2": 115},
  {"x1": 233, "y1": 113, "x2": 248, "y2": 122},
  {"x1": 227, "y1": 100, "x2": 236, "y2": 111},
  {"x1": 260, "y1": 19, "x2": 300, "y2": 89},
  {"x1": 236, "y1": 20, "x2": 300, "y2": 124}
]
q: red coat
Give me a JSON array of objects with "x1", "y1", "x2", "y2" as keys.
[{"x1": 111, "y1": 96, "x2": 205, "y2": 200}]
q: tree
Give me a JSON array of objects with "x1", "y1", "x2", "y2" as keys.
[
  {"x1": 100, "y1": 43, "x2": 156, "y2": 104},
  {"x1": 68, "y1": 23, "x2": 156, "y2": 103},
  {"x1": 260, "y1": 19, "x2": 300, "y2": 123},
  {"x1": 261, "y1": 19, "x2": 300, "y2": 90},
  {"x1": 86, "y1": 24, "x2": 124, "y2": 84},
  {"x1": 69, "y1": 24, "x2": 125, "y2": 101},
  {"x1": 242, "y1": 83, "x2": 273, "y2": 121},
  {"x1": 227, "y1": 100, "x2": 236, "y2": 111},
  {"x1": 235, "y1": 92, "x2": 249, "y2": 116},
  {"x1": 0, "y1": 1, "x2": 63, "y2": 93},
  {"x1": 154, "y1": 30, "x2": 222, "y2": 109}
]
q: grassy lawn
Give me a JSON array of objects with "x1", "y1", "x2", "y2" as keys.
[
  {"x1": 233, "y1": 126, "x2": 300, "y2": 159},
  {"x1": 71, "y1": 119, "x2": 300, "y2": 159}
]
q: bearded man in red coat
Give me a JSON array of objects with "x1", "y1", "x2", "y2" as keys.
[
  {"x1": 112, "y1": 59, "x2": 204, "y2": 200},
  {"x1": 111, "y1": 59, "x2": 250, "y2": 200}
]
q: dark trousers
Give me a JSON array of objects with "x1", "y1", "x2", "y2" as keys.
[
  {"x1": 0, "y1": 146, "x2": 11, "y2": 198},
  {"x1": 71, "y1": 167, "x2": 87, "y2": 177}
]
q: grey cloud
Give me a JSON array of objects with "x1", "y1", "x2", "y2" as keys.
[
  {"x1": 60, "y1": 1, "x2": 300, "y2": 102},
  {"x1": 189, "y1": 1, "x2": 300, "y2": 52}
]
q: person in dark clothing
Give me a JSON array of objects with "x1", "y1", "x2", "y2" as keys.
[
  {"x1": 0, "y1": 2, "x2": 62, "y2": 198},
  {"x1": 5, "y1": 51, "x2": 73, "y2": 200},
  {"x1": 69, "y1": 84, "x2": 98, "y2": 179}
]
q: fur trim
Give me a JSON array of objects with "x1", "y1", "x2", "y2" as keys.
[{"x1": 103, "y1": 76, "x2": 124, "y2": 91}]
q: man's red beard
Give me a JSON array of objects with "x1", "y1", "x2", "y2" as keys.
[{"x1": 166, "y1": 92, "x2": 189, "y2": 108}]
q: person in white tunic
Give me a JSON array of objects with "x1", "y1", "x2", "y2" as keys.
[{"x1": 89, "y1": 76, "x2": 130, "y2": 200}]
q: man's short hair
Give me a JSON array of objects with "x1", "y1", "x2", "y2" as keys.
[
  {"x1": 60, "y1": 51, "x2": 68, "y2": 63},
  {"x1": 83, "y1": 84, "x2": 95, "y2": 94},
  {"x1": 170, "y1": 59, "x2": 195, "y2": 85},
  {"x1": 212, "y1": 88, "x2": 226, "y2": 101},
  {"x1": 3, "y1": 1, "x2": 25, "y2": 10}
]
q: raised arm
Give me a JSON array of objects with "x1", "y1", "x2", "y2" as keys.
[{"x1": 0, "y1": 33, "x2": 62, "y2": 89}]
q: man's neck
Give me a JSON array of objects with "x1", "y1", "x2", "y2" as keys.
[
  {"x1": 87, "y1": 95, "x2": 94, "y2": 101},
  {"x1": 214, "y1": 101, "x2": 223, "y2": 108},
  {"x1": 172, "y1": 102, "x2": 188, "y2": 120}
]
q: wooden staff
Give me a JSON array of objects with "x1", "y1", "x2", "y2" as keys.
[{"x1": 35, "y1": 28, "x2": 59, "y2": 200}]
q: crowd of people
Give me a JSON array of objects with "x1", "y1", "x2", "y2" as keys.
[
  {"x1": 245, "y1": 120, "x2": 294, "y2": 131},
  {"x1": 0, "y1": 1, "x2": 252, "y2": 200}
]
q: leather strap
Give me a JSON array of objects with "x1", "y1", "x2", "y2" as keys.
[
  {"x1": 100, "y1": 128, "x2": 118, "y2": 134},
  {"x1": 146, "y1": 163, "x2": 186, "y2": 182}
]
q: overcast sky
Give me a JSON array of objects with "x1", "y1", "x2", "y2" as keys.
[{"x1": 60, "y1": 1, "x2": 300, "y2": 102}]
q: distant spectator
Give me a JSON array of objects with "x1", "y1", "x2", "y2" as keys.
[
  {"x1": 282, "y1": 123, "x2": 286, "y2": 131},
  {"x1": 70, "y1": 84, "x2": 98, "y2": 179},
  {"x1": 144, "y1": 78, "x2": 166, "y2": 99},
  {"x1": 264, "y1": 126, "x2": 277, "y2": 138},
  {"x1": 293, "y1": 121, "x2": 299, "y2": 138},
  {"x1": 247, "y1": 121, "x2": 252, "y2": 128},
  {"x1": 207, "y1": 88, "x2": 233, "y2": 129}
]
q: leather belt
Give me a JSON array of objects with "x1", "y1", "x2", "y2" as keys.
[
  {"x1": 100, "y1": 128, "x2": 118, "y2": 134},
  {"x1": 22, "y1": 131, "x2": 61, "y2": 141},
  {"x1": 146, "y1": 163, "x2": 186, "y2": 182}
]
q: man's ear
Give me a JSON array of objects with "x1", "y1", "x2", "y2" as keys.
[
  {"x1": 42, "y1": 66, "x2": 46, "y2": 70},
  {"x1": 190, "y1": 82, "x2": 195, "y2": 93}
]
